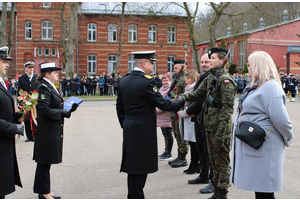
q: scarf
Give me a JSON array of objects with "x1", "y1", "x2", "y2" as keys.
[{"x1": 238, "y1": 79, "x2": 259, "y2": 112}]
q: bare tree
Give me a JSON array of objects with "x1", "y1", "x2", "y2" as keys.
[
  {"x1": 60, "y1": 2, "x2": 80, "y2": 77},
  {"x1": 7, "y1": 2, "x2": 16, "y2": 56},
  {"x1": 0, "y1": 2, "x2": 8, "y2": 47},
  {"x1": 172, "y1": 2, "x2": 200, "y2": 72},
  {"x1": 113, "y1": 2, "x2": 126, "y2": 72}
]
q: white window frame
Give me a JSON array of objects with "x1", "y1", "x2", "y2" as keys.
[
  {"x1": 239, "y1": 40, "x2": 246, "y2": 69},
  {"x1": 108, "y1": 55, "x2": 116, "y2": 73},
  {"x1": 152, "y1": 61, "x2": 157, "y2": 74},
  {"x1": 88, "y1": 23, "x2": 97, "y2": 42},
  {"x1": 42, "y1": 21, "x2": 53, "y2": 40},
  {"x1": 38, "y1": 47, "x2": 42, "y2": 56},
  {"x1": 148, "y1": 25, "x2": 156, "y2": 43},
  {"x1": 167, "y1": 26, "x2": 176, "y2": 43},
  {"x1": 108, "y1": 24, "x2": 117, "y2": 42},
  {"x1": 51, "y1": 48, "x2": 56, "y2": 57},
  {"x1": 88, "y1": 55, "x2": 97, "y2": 74},
  {"x1": 44, "y1": 48, "x2": 49, "y2": 56},
  {"x1": 128, "y1": 25, "x2": 137, "y2": 43},
  {"x1": 25, "y1": 21, "x2": 32, "y2": 40},
  {"x1": 43, "y1": 2, "x2": 51, "y2": 7},
  {"x1": 62, "y1": 63, "x2": 66, "y2": 73},
  {"x1": 229, "y1": 43, "x2": 234, "y2": 63},
  {"x1": 128, "y1": 55, "x2": 135, "y2": 72},
  {"x1": 167, "y1": 56, "x2": 175, "y2": 73}
]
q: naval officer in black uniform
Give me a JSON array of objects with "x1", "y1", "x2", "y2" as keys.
[
  {"x1": 0, "y1": 46, "x2": 24, "y2": 199},
  {"x1": 17, "y1": 61, "x2": 39, "y2": 142},
  {"x1": 33, "y1": 63, "x2": 78, "y2": 199},
  {"x1": 116, "y1": 51, "x2": 184, "y2": 199}
]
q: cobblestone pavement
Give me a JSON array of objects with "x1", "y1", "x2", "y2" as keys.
[{"x1": 7, "y1": 97, "x2": 300, "y2": 199}]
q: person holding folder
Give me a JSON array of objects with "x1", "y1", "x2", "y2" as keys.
[{"x1": 33, "y1": 63, "x2": 78, "y2": 199}]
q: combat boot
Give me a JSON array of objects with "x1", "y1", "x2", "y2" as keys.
[
  {"x1": 218, "y1": 188, "x2": 228, "y2": 199},
  {"x1": 208, "y1": 182, "x2": 218, "y2": 199},
  {"x1": 168, "y1": 150, "x2": 180, "y2": 165},
  {"x1": 171, "y1": 151, "x2": 187, "y2": 168}
]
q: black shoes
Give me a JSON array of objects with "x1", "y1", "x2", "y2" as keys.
[
  {"x1": 25, "y1": 138, "x2": 35, "y2": 142},
  {"x1": 200, "y1": 182, "x2": 214, "y2": 193},
  {"x1": 38, "y1": 194, "x2": 61, "y2": 199},
  {"x1": 183, "y1": 162, "x2": 200, "y2": 174},
  {"x1": 158, "y1": 151, "x2": 172, "y2": 160},
  {"x1": 188, "y1": 176, "x2": 209, "y2": 184},
  {"x1": 171, "y1": 159, "x2": 187, "y2": 168}
]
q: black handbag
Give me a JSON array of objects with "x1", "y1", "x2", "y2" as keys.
[{"x1": 235, "y1": 121, "x2": 273, "y2": 150}]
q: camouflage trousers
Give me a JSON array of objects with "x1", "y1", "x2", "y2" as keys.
[
  {"x1": 171, "y1": 117, "x2": 189, "y2": 155},
  {"x1": 206, "y1": 130, "x2": 231, "y2": 190}
]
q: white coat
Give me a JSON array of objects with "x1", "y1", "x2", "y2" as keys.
[{"x1": 231, "y1": 80, "x2": 293, "y2": 192}]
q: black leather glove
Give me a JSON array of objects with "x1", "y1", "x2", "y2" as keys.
[
  {"x1": 61, "y1": 109, "x2": 71, "y2": 118},
  {"x1": 16, "y1": 124, "x2": 24, "y2": 136},
  {"x1": 70, "y1": 103, "x2": 78, "y2": 112}
]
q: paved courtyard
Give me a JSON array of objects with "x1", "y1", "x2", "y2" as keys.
[{"x1": 7, "y1": 97, "x2": 300, "y2": 199}]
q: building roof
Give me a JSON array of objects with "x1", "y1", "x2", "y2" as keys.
[
  {"x1": 197, "y1": 17, "x2": 300, "y2": 46},
  {"x1": 79, "y1": 2, "x2": 188, "y2": 17}
]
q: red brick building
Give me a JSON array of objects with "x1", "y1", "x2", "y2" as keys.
[
  {"x1": 196, "y1": 13, "x2": 300, "y2": 74},
  {"x1": 1, "y1": 2, "x2": 191, "y2": 78}
]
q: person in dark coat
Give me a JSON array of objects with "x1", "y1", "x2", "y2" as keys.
[
  {"x1": 17, "y1": 61, "x2": 39, "y2": 142},
  {"x1": 116, "y1": 51, "x2": 183, "y2": 199},
  {"x1": 64, "y1": 76, "x2": 72, "y2": 96},
  {"x1": 33, "y1": 63, "x2": 78, "y2": 199},
  {"x1": 0, "y1": 46, "x2": 24, "y2": 199}
]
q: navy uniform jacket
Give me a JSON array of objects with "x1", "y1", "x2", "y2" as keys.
[
  {"x1": 17, "y1": 73, "x2": 39, "y2": 96},
  {"x1": 116, "y1": 70, "x2": 183, "y2": 174},
  {"x1": 0, "y1": 83, "x2": 22, "y2": 196},
  {"x1": 33, "y1": 79, "x2": 64, "y2": 164}
]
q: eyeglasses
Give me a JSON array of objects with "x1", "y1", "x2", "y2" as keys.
[{"x1": 144, "y1": 60, "x2": 154, "y2": 65}]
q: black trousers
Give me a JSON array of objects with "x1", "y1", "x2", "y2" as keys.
[
  {"x1": 194, "y1": 122, "x2": 213, "y2": 180},
  {"x1": 127, "y1": 174, "x2": 147, "y2": 199},
  {"x1": 24, "y1": 119, "x2": 35, "y2": 140},
  {"x1": 255, "y1": 192, "x2": 275, "y2": 199},
  {"x1": 33, "y1": 163, "x2": 51, "y2": 194}
]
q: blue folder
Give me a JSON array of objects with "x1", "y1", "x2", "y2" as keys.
[{"x1": 63, "y1": 96, "x2": 83, "y2": 110}]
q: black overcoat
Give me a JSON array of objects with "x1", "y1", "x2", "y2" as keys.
[
  {"x1": 33, "y1": 79, "x2": 64, "y2": 164},
  {"x1": 116, "y1": 70, "x2": 183, "y2": 174},
  {"x1": 17, "y1": 73, "x2": 39, "y2": 95},
  {"x1": 0, "y1": 84, "x2": 22, "y2": 196}
]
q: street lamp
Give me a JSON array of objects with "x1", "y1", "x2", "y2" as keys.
[{"x1": 183, "y1": 41, "x2": 188, "y2": 61}]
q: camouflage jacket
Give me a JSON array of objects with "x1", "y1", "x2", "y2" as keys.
[
  {"x1": 181, "y1": 66, "x2": 237, "y2": 140},
  {"x1": 168, "y1": 70, "x2": 186, "y2": 118}
]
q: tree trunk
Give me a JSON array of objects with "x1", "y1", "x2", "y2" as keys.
[
  {"x1": 183, "y1": 2, "x2": 200, "y2": 72},
  {"x1": 114, "y1": 2, "x2": 126, "y2": 73},
  {"x1": 0, "y1": 2, "x2": 8, "y2": 46},
  {"x1": 7, "y1": 2, "x2": 16, "y2": 56}
]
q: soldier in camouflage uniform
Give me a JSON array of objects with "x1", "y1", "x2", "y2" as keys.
[
  {"x1": 180, "y1": 48, "x2": 236, "y2": 199},
  {"x1": 167, "y1": 59, "x2": 189, "y2": 168}
]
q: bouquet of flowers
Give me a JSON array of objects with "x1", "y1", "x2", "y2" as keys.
[{"x1": 16, "y1": 89, "x2": 38, "y2": 142}]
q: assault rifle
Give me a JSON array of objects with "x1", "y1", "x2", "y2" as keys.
[{"x1": 197, "y1": 48, "x2": 231, "y2": 125}]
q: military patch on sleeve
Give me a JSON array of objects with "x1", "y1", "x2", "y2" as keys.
[
  {"x1": 41, "y1": 94, "x2": 46, "y2": 100},
  {"x1": 144, "y1": 75, "x2": 152, "y2": 79},
  {"x1": 224, "y1": 80, "x2": 229, "y2": 84},
  {"x1": 153, "y1": 86, "x2": 158, "y2": 92},
  {"x1": 42, "y1": 83, "x2": 47, "y2": 87}
]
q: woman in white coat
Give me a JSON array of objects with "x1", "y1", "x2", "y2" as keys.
[{"x1": 231, "y1": 51, "x2": 293, "y2": 199}]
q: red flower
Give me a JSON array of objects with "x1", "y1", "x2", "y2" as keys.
[{"x1": 173, "y1": 87, "x2": 178, "y2": 92}]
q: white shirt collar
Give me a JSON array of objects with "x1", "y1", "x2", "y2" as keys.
[
  {"x1": 133, "y1": 67, "x2": 146, "y2": 74},
  {"x1": 43, "y1": 77, "x2": 59, "y2": 94}
]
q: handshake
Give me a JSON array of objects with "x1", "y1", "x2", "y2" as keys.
[
  {"x1": 170, "y1": 96, "x2": 185, "y2": 111},
  {"x1": 61, "y1": 103, "x2": 79, "y2": 118}
]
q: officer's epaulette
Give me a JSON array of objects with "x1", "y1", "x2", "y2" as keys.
[
  {"x1": 42, "y1": 83, "x2": 47, "y2": 87},
  {"x1": 144, "y1": 75, "x2": 153, "y2": 79}
]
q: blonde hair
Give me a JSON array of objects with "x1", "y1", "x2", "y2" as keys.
[
  {"x1": 248, "y1": 51, "x2": 281, "y2": 88},
  {"x1": 186, "y1": 70, "x2": 199, "y2": 87}
]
